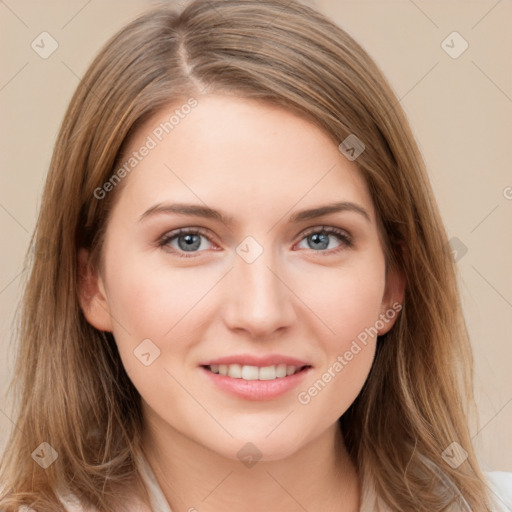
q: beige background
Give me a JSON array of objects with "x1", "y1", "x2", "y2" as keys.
[{"x1": 1, "y1": 0, "x2": 511, "y2": 470}]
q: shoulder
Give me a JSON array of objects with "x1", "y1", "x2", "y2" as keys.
[
  {"x1": 15, "y1": 490, "x2": 151, "y2": 512},
  {"x1": 16, "y1": 492, "x2": 97, "y2": 512},
  {"x1": 485, "y1": 471, "x2": 512, "y2": 512}
]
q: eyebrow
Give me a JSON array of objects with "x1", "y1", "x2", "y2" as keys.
[{"x1": 138, "y1": 201, "x2": 371, "y2": 225}]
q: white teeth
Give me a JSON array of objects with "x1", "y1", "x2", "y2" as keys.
[
  {"x1": 241, "y1": 365, "x2": 259, "y2": 380},
  {"x1": 259, "y1": 366, "x2": 277, "y2": 381},
  {"x1": 276, "y1": 364, "x2": 287, "y2": 378},
  {"x1": 228, "y1": 364, "x2": 242, "y2": 378},
  {"x1": 208, "y1": 363, "x2": 304, "y2": 380}
]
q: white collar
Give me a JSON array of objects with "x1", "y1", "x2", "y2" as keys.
[{"x1": 135, "y1": 451, "x2": 173, "y2": 512}]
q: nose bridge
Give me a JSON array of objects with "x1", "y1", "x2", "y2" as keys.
[{"x1": 224, "y1": 236, "x2": 295, "y2": 335}]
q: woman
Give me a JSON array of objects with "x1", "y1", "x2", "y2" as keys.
[{"x1": 1, "y1": 1, "x2": 510, "y2": 511}]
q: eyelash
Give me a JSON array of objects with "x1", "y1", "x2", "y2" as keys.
[{"x1": 157, "y1": 226, "x2": 353, "y2": 259}]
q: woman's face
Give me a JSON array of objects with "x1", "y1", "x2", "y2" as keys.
[{"x1": 80, "y1": 94, "x2": 403, "y2": 461}]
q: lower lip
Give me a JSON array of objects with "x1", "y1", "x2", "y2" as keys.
[{"x1": 200, "y1": 366, "x2": 312, "y2": 401}]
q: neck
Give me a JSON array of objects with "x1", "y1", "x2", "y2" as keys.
[{"x1": 141, "y1": 413, "x2": 360, "y2": 512}]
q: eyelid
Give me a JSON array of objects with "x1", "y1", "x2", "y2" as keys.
[
  {"x1": 157, "y1": 226, "x2": 218, "y2": 253},
  {"x1": 157, "y1": 224, "x2": 353, "y2": 257},
  {"x1": 297, "y1": 225, "x2": 352, "y2": 243},
  {"x1": 293, "y1": 225, "x2": 353, "y2": 253}
]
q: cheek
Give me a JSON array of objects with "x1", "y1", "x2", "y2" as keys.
[
  {"x1": 103, "y1": 250, "x2": 222, "y2": 394},
  {"x1": 296, "y1": 256, "x2": 386, "y2": 346},
  {"x1": 102, "y1": 256, "x2": 200, "y2": 410},
  {"x1": 104, "y1": 250, "x2": 215, "y2": 340},
  {"x1": 293, "y1": 256, "x2": 385, "y2": 414}
]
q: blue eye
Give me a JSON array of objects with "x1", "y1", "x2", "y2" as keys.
[
  {"x1": 172, "y1": 233, "x2": 203, "y2": 251},
  {"x1": 157, "y1": 226, "x2": 353, "y2": 258},
  {"x1": 158, "y1": 228, "x2": 213, "y2": 258},
  {"x1": 297, "y1": 226, "x2": 353, "y2": 253}
]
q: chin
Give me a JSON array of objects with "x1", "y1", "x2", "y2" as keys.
[{"x1": 205, "y1": 430, "x2": 308, "y2": 464}]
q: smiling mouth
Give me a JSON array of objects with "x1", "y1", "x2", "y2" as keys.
[{"x1": 202, "y1": 364, "x2": 311, "y2": 381}]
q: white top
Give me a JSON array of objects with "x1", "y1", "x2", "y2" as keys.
[
  {"x1": 487, "y1": 471, "x2": 512, "y2": 512},
  {"x1": 42, "y1": 453, "x2": 512, "y2": 511},
  {"x1": 132, "y1": 454, "x2": 512, "y2": 512},
  {"x1": 137, "y1": 453, "x2": 172, "y2": 512}
]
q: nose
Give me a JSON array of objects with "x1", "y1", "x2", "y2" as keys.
[{"x1": 223, "y1": 245, "x2": 296, "y2": 339}]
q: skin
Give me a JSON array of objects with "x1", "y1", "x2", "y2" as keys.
[{"x1": 79, "y1": 94, "x2": 404, "y2": 512}]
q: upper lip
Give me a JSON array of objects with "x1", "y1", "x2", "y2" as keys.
[{"x1": 200, "y1": 354, "x2": 312, "y2": 368}]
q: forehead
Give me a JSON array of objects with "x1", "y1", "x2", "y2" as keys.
[{"x1": 114, "y1": 94, "x2": 375, "y2": 224}]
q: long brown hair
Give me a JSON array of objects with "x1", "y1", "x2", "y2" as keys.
[{"x1": 0, "y1": 1, "x2": 498, "y2": 510}]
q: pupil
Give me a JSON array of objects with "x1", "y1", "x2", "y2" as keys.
[
  {"x1": 176, "y1": 233, "x2": 330, "y2": 252},
  {"x1": 179, "y1": 234, "x2": 201, "y2": 251},
  {"x1": 310, "y1": 232, "x2": 328, "y2": 250}
]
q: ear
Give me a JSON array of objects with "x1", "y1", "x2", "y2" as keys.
[
  {"x1": 377, "y1": 264, "x2": 405, "y2": 336},
  {"x1": 77, "y1": 248, "x2": 113, "y2": 332}
]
